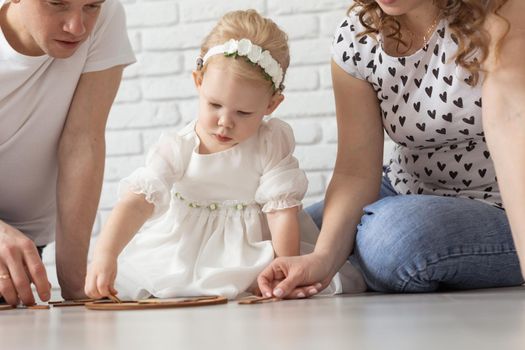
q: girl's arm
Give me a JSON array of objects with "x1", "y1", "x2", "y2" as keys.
[
  {"x1": 483, "y1": 0, "x2": 525, "y2": 277},
  {"x1": 267, "y1": 206, "x2": 300, "y2": 257},
  {"x1": 84, "y1": 192, "x2": 154, "y2": 298}
]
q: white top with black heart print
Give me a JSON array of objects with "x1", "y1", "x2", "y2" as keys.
[{"x1": 331, "y1": 10, "x2": 501, "y2": 209}]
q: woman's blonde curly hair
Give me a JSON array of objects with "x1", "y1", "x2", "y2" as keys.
[{"x1": 348, "y1": 0, "x2": 509, "y2": 86}]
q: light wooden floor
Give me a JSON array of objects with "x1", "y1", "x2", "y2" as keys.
[{"x1": 2, "y1": 286, "x2": 525, "y2": 350}]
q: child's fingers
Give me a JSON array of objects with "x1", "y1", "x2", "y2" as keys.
[
  {"x1": 96, "y1": 274, "x2": 114, "y2": 298},
  {"x1": 109, "y1": 284, "x2": 118, "y2": 296},
  {"x1": 84, "y1": 271, "x2": 99, "y2": 299}
]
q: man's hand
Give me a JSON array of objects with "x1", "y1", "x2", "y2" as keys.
[{"x1": 0, "y1": 221, "x2": 51, "y2": 306}]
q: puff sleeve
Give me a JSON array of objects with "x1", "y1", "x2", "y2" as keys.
[
  {"x1": 254, "y1": 119, "x2": 308, "y2": 213},
  {"x1": 118, "y1": 132, "x2": 184, "y2": 219},
  {"x1": 331, "y1": 14, "x2": 369, "y2": 81}
]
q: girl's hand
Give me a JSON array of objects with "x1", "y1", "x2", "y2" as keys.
[
  {"x1": 257, "y1": 252, "x2": 334, "y2": 299},
  {"x1": 84, "y1": 253, "x2": 118, "y2": 299}
]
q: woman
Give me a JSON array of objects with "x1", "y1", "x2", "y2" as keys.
[{"x1": 258, "y1": 0, "x2": 525, "y2": 298}]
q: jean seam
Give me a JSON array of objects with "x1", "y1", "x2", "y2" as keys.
[{"x1": 398, "y1": 248, "x2": 518, "y2": 292}]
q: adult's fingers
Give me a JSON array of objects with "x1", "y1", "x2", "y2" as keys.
[
  {"x1": 22, "y1": 243, "x2": 50, "y2": 302},
  {"x1": 257, "y1": 260, "x2": 287, "y2": 298},
  {"x1": 0, "y1": 264, "x2": 19, "y2": 306},
  {"x1": 2, "y1": 246, "x2": 37, "y2": 305}
]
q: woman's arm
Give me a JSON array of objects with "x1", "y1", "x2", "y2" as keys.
[
  {"x1": 258, "y1": 60, "x2": 383, "y2": 298},
  {"x1": 267, "y1": 206, "x2": 300, "y2": 257},
  {"x1": 313, "y1": 60, "x2": 385, "y2": 277},
  {"x1": 482, "y1": 0, "x2": 525, "y2": 276}
]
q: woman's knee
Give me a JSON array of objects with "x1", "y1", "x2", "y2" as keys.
[
  {"x1": 352, "y1": 195, "x2": 518, "y2": 292},
  {"x1": 353, "y1": 196, "x2": 451, "y2": 292}
]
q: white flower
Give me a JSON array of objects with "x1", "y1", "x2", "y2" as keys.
[
  {"x1": 258, "y1": 51, "x2": 273, "y2": 69},
  {"x1": 224, "y1": 39, "x2": 238, "y2": 55},
  {"x1": 237, "y1": 39, "x2": 252, "y2": 56},
  {"x1": 265, "y1": 61, "x2": 280, "y2": 79},
  {"x1": 247, "y1": 45, "x2": 262, "y2": 63},
  {"x1": 273, "y1": 69, "x2": 284, "y2": 87}
]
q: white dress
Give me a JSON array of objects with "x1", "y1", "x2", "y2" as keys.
[{"x1": 114, "y1": 118, "x2": 309, "y2": 299}]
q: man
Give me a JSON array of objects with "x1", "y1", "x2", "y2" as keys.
[{"x1": 0, "y1": 0, "x2": 135, "y2": 306}]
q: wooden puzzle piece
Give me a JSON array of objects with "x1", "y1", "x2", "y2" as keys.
[
  {"x1": 84, "y1": 295, "x2": 228, "y2": 310},
  {"x1": 237, "y1": 295, "x2": 281, "y2": 305},
  {"x1": 49, "y1": 298, "x2": 97, "y2": 307}
]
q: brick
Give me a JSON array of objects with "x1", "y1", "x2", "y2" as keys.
[
  {"x1": 142, "y1": 22, "x2": 216, "y2": 50},
  {"x1": 284, "y1": 66, "x2": 319, "y2": 91},
  {"x1": 274, "y1": 14, "x2": 319, "y2": 40},
  {"x1": 99, "y1": 182, "x2": 119, "y2": 210},
  {"x1": 180, "y1": 0, "x2": 265, "y2": 22},
  {"x1": 105, "y1": 130, "x2": 143, "y2": 156},
  {"x1": 286, "y1": 119, "x2": 322, "y2": 144},
  {"x1": 305, "y1": 172, "x2": 326, "y2": 196},
  {"x1": 141, "y1": 75, "x2": 197, "y2": 100},
  {"x1": 104, "y1": 155, "x2": 145, "y2": 181},
  {"x1": 108, "y1": 102, "x2": 158, "y2": 129},
  {"x1": 126, "y1": 2, "x2": 178, "y2": 27},
  {"x1": 322, "y1": 118, "x2": 338, "y2": 143},
  {"x1": 177, "y1": 99, "x2": 200, "y2": 124},
  {"x1": 137, "y1": 52, "x2": 184, "y2": 76},
  {"x1": 320, "y1": 11, "x2": 348, "y2": 38},
  {"x1": 294, "y1": 144, "x2": 337, "y2": 170},
  {"x1": 319, "y1": 64, "x2": 332, "y2": 89},
  {"x1": 114, "y1": 80, "x2": 142, "y2": 103},
  {"x1": 290, "y1": 39, "x2": 332, "y2": 65},
  {"x1": 274, "y1": 91, "x2": 335, "y2": 118}
]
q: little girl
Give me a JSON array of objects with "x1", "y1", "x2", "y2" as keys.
[
  {"x1": 85, "y1": 11, "x2": 307, "y2": 299},
  {"x1": 85, "y1": 10, "x2": 364, "y2": 300}
]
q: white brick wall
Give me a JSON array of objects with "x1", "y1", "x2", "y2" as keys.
[{"x1": 43, "y1": 0, "x2": 396, "y2": 284}]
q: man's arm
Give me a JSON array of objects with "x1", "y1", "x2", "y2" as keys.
[
  {"x1": 482, "y1": 0, "x2": 525, "y2": 276},
  {"x1": 55, "y1": 65, "x2": 125, "y2": 299}
]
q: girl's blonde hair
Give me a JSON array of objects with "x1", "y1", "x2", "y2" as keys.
[
  {"x1": 348, "y1": 0, "x2": 509, "y2": 86},
  {"x1": 197, "y1": 10, "x2": 290, "y2": 92}
]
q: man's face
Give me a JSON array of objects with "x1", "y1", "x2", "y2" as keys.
[{"x1": 11, "y1": 0, "x2": 105, "y2": 57}]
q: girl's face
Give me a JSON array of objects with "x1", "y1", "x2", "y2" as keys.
[
  {"x1": 5, "y1": 0, "x2": 103, "y2": 57},
  {"x1": 193, "y1": 64, "x2": 284, "y2": 154}
]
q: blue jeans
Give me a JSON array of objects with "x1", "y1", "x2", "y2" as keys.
[{"x1": 306, "y1": 176, "x2": 524, "y2": 292}]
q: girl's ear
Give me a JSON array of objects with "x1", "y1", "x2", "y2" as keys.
[
  {"x1": 265, "y1": 93, "x2": 285, "y2": 115},
  {"x1": 192, "y1": 71, "x2": 203, "y2": 89}
]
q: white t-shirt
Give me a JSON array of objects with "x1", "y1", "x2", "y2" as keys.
[
  {"x1": 332, "y1": 9, "x2": 501, "y2": 208},
  {"x1": 0, "y1": 0, "x2": 136, "y2": 245}
]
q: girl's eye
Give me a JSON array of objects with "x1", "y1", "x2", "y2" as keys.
[
  {"x1": 238, "y1": 111, "x2": 253, "y2": 116},
  {"x1": 210, "y1": 103, "x2": 221, "y2": 108}
]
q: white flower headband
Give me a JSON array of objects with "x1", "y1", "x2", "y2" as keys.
[{"x1": 197, "y1": 38, "x2": 285, "y2": 91}]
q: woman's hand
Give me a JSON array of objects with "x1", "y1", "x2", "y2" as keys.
[
  {"x1": 84, "y1": 253, "x2": 119, "y2": 299},
  {"x1": 257, "y1": 252, "x2": 334, "y2": 299}
]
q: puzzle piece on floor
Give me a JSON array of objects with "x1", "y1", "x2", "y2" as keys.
[
  {"x1": 237, "y1": 295, "x2": 281, "y2": 305},
  {"x1": 0, "y1": 304, "x2": 50, "y2": 311},
  {"x1": 49, "y1": 298, "x2": 97, "y2": 307},
  {"x1": 84, "y1": 295, "x2": 228, "y2": 310}
]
